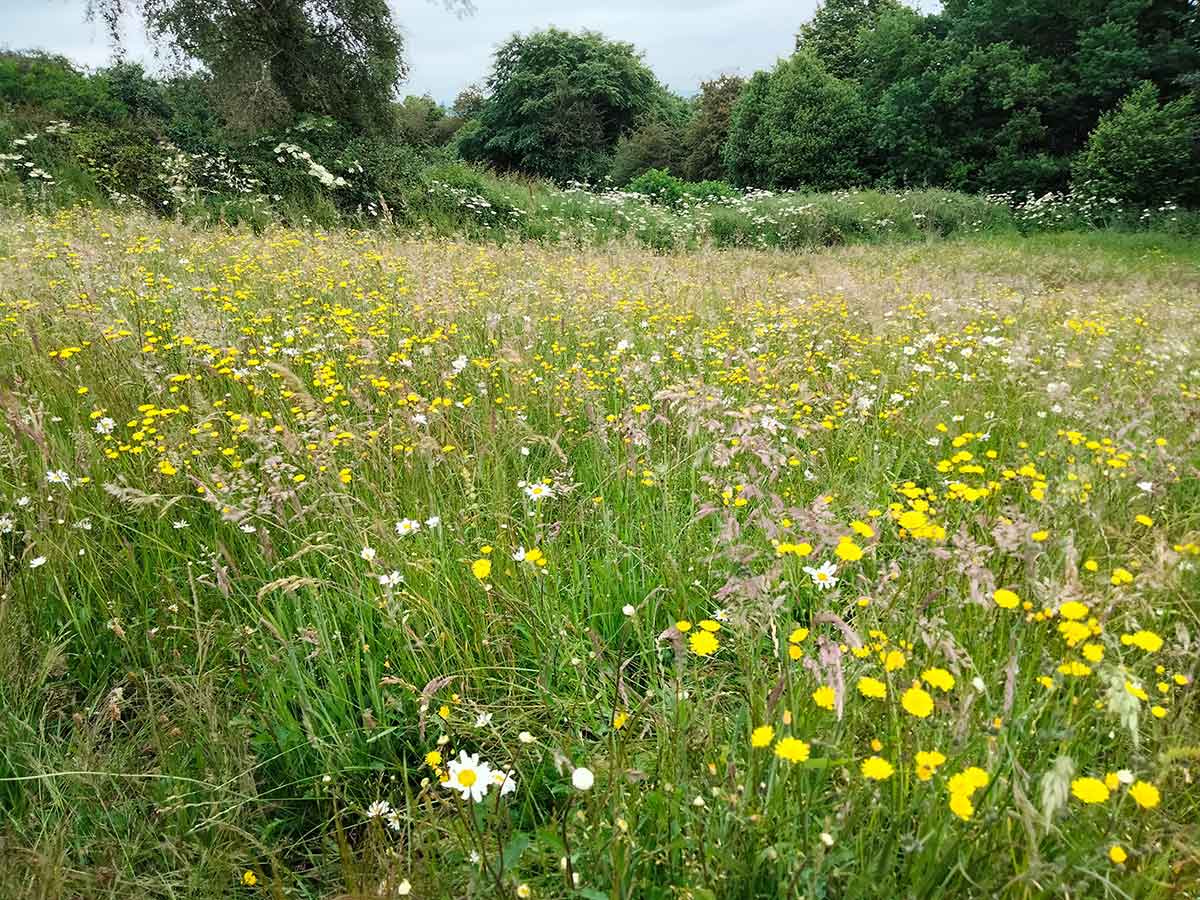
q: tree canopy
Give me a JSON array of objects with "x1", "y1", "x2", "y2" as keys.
[{"x1": 460, "y1": 28, "x2": 672, "y2": 183}]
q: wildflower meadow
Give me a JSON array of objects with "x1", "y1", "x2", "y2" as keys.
[{"x1": 0, "y1": 209, "x2": 1198, "y2": 898}]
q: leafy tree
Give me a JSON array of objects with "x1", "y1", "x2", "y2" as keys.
[
  {"x1": 724, "y1": 54, "x2": 868, "y2": 189},
  {"x1": 680, "y1": 74, "x2": 744, "y2": 182},
  {"x1": 795, "y1": 0, "x2": 904, "y2": 80},
  {"x1": 611, "y1": 118, "x2": 686, "y2": 185},
  {"x1": 463, "y1": 28, "x2": 670, "y2": 183},
  {"x1": 451, "y1": 83, "x2": 486, "y2": 120},
  {"x1": 85, "y1": 1, "x2": 471, "y2": 132},
  {"x1": 722, "y1": 70, "x2": 773, "y2": 187},
  {"x1": 395, "y1": 95, "x2": 463, "y2": 147},
  {"x1": 1072, "y1": 81, "x2": 1199, "y2": 206}
]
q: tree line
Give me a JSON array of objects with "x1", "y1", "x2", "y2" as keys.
[{"x1": 6, "y1": 0, "x2": 1200, "y2": 207}]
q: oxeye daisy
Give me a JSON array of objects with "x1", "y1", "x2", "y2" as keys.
[
  {"x1": 803, "y1": 561, "x2": 838, "y2": 590},
  {"x1": 444, "y1": 751, "x2": 493, "y2": 803}
]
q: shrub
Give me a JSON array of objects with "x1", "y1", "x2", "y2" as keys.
[{"x1": 1071, "y1": 82, "x2": 1199, "y2": 208}]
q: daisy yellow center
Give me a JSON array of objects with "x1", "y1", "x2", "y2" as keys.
[{"x1": 459, "y1": 769, "x2": 478, "y2": 787}]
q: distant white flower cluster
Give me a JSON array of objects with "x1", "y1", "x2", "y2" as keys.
[{"x1": 273, "y1": 142, "x2": 348, "y2": 189}]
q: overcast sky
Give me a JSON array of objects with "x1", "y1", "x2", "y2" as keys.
[{"x1": 2, "y1": 1, "x2": 817, "y2": 103}]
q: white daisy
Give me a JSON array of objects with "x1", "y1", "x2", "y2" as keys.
[
  {"x1": 444, "y1": 751, "x2": 493, "y2": 803},
  {"x1": 803, "y1": 561, "x2": 838, "y2": 590}
]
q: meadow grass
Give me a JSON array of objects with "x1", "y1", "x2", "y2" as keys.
[{"x1": 0, "y1": 210, "x2": 1198, "y2": 898}]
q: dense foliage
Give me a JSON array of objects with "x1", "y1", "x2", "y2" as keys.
[{"x1": 458, "y1": 29, "x2": 672, "y2": 183}]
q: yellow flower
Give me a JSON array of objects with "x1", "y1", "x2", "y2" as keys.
[
  {"x1": 425, "y1": 750, "x2": 443, "y2": 767},
  {"x1": 1071, "y1": 777, "x2": 1111, "y2": 804},
  {"x1": 948, "y1": 792, "x2": 974, "y2": 820},
  {"x1": 612, "y1": 710, "x2": 629, "y2": 730},
  {"x1": 857, "y1": 676, "x2": 887, "y2": 699},
  {"x1": 471, "y1": 558, "x2": 492, "y2": 580},
  {"x1": 1110, "y1": 567, "x2": 1134, "y2": 586},
  {"x1": 915, "y1": 750, "x2": 946, "y2": 771},
  {"x1": 689, "y1": 630, "x2": 719, "y2": 656},
  {"x1": 1128, "y1": 780, "x2": 1160, "y2": 809},
  {"x1": 517, "y1": 884, "x2": 532, "y2": 898},
  {"x1": 898, "y1": 509, "x2": 927, "y2": 530},
  {"x1": 1109, "y1": 845, "x2": 1127, "y2": 865},
  {"x1": 750, "y1": 725, "x2": 775, "y2": 748},
  {"x1": 675, "y1": 620, "x2": 692, "y2": 632},
  {"x1": 883, "y1": 649, "x2": 906, "y2": 672},
  {"x1": 921, "y1": 667, "x2": 955, "y2": 692},
  {"x1": 901, "y1": 684, "x2": 934, "y2": 718},
  {"x1": 698, "y1": 619, "x2": 721, "y2": 632},
  {"x1": 812, "y1": 685, "x2": 836, "y2": 710},
  {"x1": 993, "y1": 588, "x2": 1020, "y2": 609},
  {"x1": 1121, "y1": 630, "x2": 1163, "y2": 652},
  {"x1": 1058, "y1": 601, "x2": 1088, "y2": 620},
  {"x1": 774, "y1": 736, "x2": 810, "y2": 763},
  {"x1": 861, "y1": 756, "x2": 894, "y2": 781},
  {"x1": 850, "y1": 520, "x2": 875, "y2": 538},
  {"x1": 1135, "y1": 514, "x2": 1153, "y2": 527},
  {"x1": 835, "y1": 538, "x2": 863, "y2": 562},
  {"x1": 242, "y1": 870, "x2": 258, "y2": 886},
  {"x1": 947, "y1": 767, "x2": 989, "y2": 796}
]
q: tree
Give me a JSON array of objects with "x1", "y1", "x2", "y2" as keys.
[
  {"x1": 1072, "y1": 81, "x2": 1199, "y2": 206},
  {"x1": 86, "y1": 1, "x2": 472, "y2": 132},
  {"x1": 795, "y1": 0, "x2": 903, "y2": 80},
  {"x1": 723, "y1": 54, "x2": 869, "y2": 189},
  {"x1": 722, "y1": 70, "x2": 773, "y2": 187},
  {"x1": 680, "y1": 74, "x2": 744, "y2": 182},
  {"x1": 463, "y1": 28, "x2": 670, "y2": 183}
]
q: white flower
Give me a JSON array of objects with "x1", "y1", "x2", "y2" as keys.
[
  {"x1": 45, "y1": 469, "x2": 71, "y2": 486},
  {"x1": 411, "y1": 413, "x2": 428, "y2": 426},
  {"x1": 29, "y1": 556, "x2": 47, "y2": 569},
  {"x1": 512, "y1": 547, "x2": 527, "y2": 562},
  {"x1": 518, "y1": 731, "x2": 535, "y2": 744},
  {"x1": 365, "y1": 799, "x2": 391, "y2": 820},
  {"x1": 820, "y1": 832, "x2": 834, "y2": 847},
  {"x1": 622, "y1": 604, "x2": 636, "y2": 617},
  {"x1": 474, "y1": 712, "x2": 493, "y2": 728},
  {"x1": 491, "y1": 768, "x2": 518, "y2": 796},
  {"x1": 94, "y1": 417, "x2": 116, "y2": 435},
  {"x1": 1117, "y1": 768, "x2": 1135, "y2": 785},
  {"x1": 395, "y1": 518, "x2": 421, "y2": 536},
  {"x1": 425, "y1": 515, "x2": 441, "y2": 528},
  {"x1": 0, "y1": 515, "x2": 13, "y2": 534},
  {"x1": 1137, "y1": 481, "x2": 1154, "y2": 493},
  {"x1": 396, "y1": 878, "x2": 412, "y2": 895},
  {"x1": 524, "y1": 481, "x2": 553, "y2": 501},
  {"x1": 385, "y1": 810, "x2": 402, "y2": 832},
  {"x1": 571, "y1": 767, "x2": 594, "y2": 791},
  {"x1": 360, "y1": 546, "x2": 377, "y2": 562},
  {"x1": 445, "y1": 751, "x2": 493, "y2": 803},
  {"x1": 378, "y1": 570, "x2": 404, "y2": 587},
  {"x1": 803, "y1": 561, "x2": 838, "y2": 590},
  {"x1": 239, "y1": 523, "x2": 257, "y2": 534},
  {"x1": 451, "y1": 354, "x2": 468, "y2": 372},
  {"x1": 16, "y1": 496, "x2": 30, "y2": 507},
  {"x1": 172, "y1": 519, "x2": 189, "y2": 529}
]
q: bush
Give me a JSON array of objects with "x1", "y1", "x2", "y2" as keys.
[
  {"x1": 626, "y1": 169, "x2": 739, "y2": 207},
  {"x1": 1070, "y1": 82, "x2": 1199, "y2": 208}
]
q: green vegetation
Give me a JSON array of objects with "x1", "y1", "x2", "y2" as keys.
[{"x1": 0, "y1": 211, "x2": 1198, "y2": 898}]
